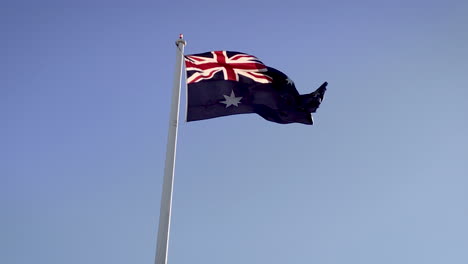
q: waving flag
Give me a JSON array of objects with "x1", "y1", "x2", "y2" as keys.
[{"x1": 184, "y1": 51, "x2": 327, "y2": 125}]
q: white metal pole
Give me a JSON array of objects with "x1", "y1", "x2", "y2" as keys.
[{"x1": 155, "y1": 35, "x2": 186, "y2": 264}]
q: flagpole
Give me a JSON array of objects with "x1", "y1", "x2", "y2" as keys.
[{"x1": 155, "y1": 34, "x2": 186, "y2": 264}]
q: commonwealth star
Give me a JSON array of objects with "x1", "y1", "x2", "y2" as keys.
[{"x1": 220, "y1": 90, "x2": 242, "y2": 108}]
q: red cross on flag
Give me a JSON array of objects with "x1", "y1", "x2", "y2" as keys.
[{"x1": 185, "y1": 51, "x2": 273, "y2": 84}]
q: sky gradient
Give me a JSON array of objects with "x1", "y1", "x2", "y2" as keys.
[{"x1": 3, "y1": 1, "x2": 468, "y2": 264}]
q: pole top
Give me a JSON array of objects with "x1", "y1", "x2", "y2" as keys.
[{"x1": 176, "y1": 33, "x2": 186, "y2": 46}]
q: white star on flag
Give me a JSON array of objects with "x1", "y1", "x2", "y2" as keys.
[
  {"x1": 220, "y1": 90, "x2": 242, "y2": 108},
  {"x1": 286, "y1": 77, "x2": 294, "y2": 85}
]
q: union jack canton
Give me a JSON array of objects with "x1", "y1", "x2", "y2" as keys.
[{"x1": 185, "y1": 51, "x2": 273, "y2": 84}]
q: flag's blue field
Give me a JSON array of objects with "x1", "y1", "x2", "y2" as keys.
[{"x1": 2, "y1": 1, "x2": 468, "y2": 264}]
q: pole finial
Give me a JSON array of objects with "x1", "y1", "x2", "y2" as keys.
[{"x1": 175, "y1": 34, "x2": 186, "y2": 46}]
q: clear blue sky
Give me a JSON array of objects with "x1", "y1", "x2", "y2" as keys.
[{"x1": 2, "y1": 1, "x2": 468, "y2": 263}]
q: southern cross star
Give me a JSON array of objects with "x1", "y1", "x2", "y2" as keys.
[
  {"x1": 220, "y1": 90, "x2": 242, "y2": 108},
  {"x1": 286, "y1": 77, "x2": 294, "y2": 85}
]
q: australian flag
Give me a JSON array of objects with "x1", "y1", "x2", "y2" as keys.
[{"x1": 185, "y1": 51, "x2": 327, "y2": 125}]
